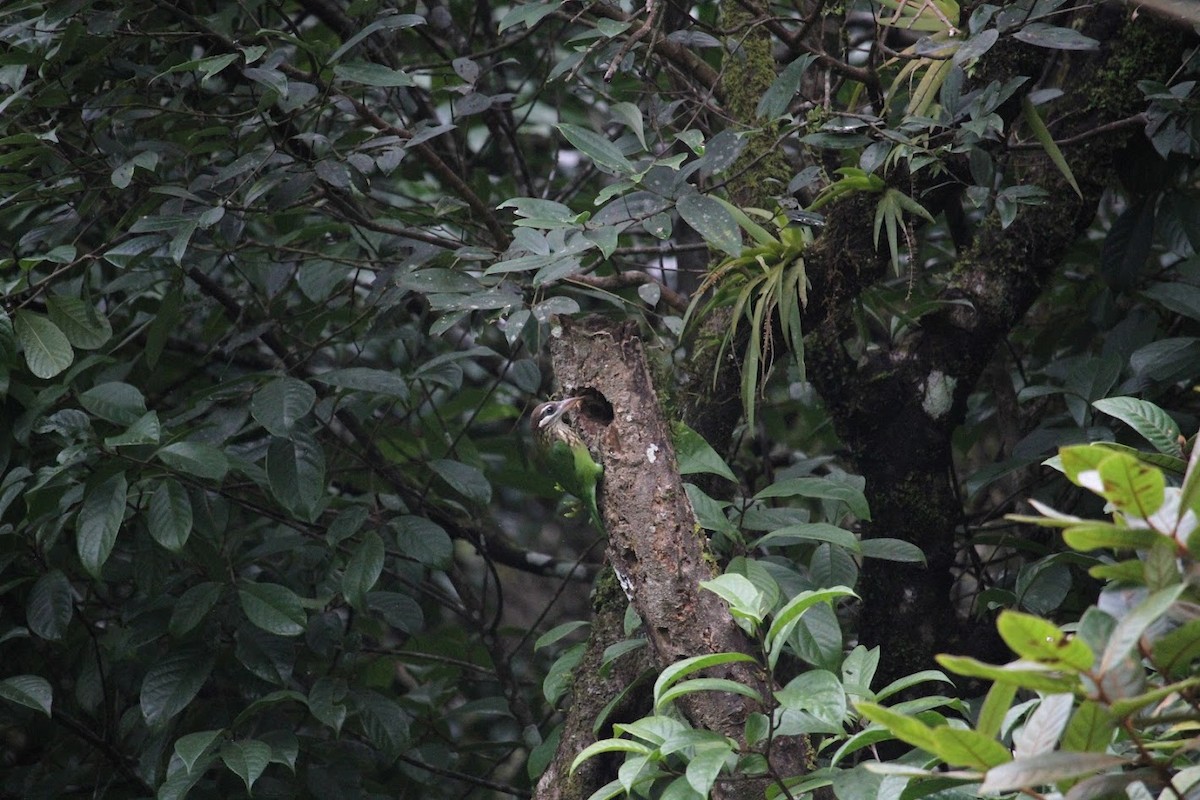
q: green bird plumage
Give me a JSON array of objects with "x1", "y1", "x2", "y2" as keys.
[{"x1": 531, "y1": 396, "x2": 604, "y2": 531}]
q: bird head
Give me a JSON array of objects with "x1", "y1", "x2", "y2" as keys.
[{"x1": 532, "y1": 396, "x2": 583, "y2": 431}]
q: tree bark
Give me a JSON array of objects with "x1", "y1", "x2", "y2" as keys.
[
  {"x1": 805, "y1": 11, "x2": 1188, "y2": 684},
  {"x1": 535, "y1": 318, "x2": 814, "y2": 799}
]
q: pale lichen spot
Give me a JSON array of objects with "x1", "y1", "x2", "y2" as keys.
[
  {"x1": 921, "y1": 370, "x2": 957, "y2": 419},
  {"x1": 646, "y1": 442, "x2": 659, "y2": 463}
]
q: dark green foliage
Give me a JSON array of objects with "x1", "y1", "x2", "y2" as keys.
[{"x1": 1, "y1": 0, "x2": 1199, "y2": 798}]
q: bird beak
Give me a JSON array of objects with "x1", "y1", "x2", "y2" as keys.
[{"x1": 538, "y1": 395, "x2": 583, "y2": 428}]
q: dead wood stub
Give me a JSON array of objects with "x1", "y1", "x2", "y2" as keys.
[{"x1": 546, "y1": 317, "x2": 815, "y2": 783}]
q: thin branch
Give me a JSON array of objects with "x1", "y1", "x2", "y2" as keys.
[
  {"x1": 568, "y1": 271, "x2": 689, "y2": 311},
  {"x1": 1009, "y1": 113, "x2": 1148, "y2": 149}
]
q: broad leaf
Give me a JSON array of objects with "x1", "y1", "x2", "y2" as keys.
[
  {"x1": 239, "y1": 582, "x2": 307, "y2": 637},
  {"x1": 342, "y1": 531, "x2": 385, "y2": 611},
  {"x1": 267, "y1": 431, "x2": 327, "y2": 522},
  {"x1": 0, "y1": 675, "x2": 53, "y2": 716},
  {"x1": 221, "y1": 739, "x2": 272, "y2": 794},
  {"x1": 141, "y1": 648, "x2": 216, "y2": 726},
  {"x1": 14, "y1": 310, "x2": 73, "y2": 379},
  {"x1": 149, "y1": 479, "x2": 193, "y2": 552},
  {"x1": 77, "y1": 472, "x2": 128, "y2": 579},
  {"x1": 157, "y1": 441, "x2": 229, "y2": 482},
  {"x1": 28, "y1": 570, "x2": 73, "y2": 641},
  {"x1": 1092, "y1": 397, "x2": 1183, "y2": 457},
  {"x1": 676, "y1": 193, "x2": 742, "y2": 257},
  {"x1": 252, "y1": 377, "x2": 316, "y2": 436}
]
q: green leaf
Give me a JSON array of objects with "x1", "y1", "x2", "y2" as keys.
[
  {"x1": 1130, "y1": 337, "x2": 1200, "y2": 383},
  {"x1": 80, "y1": 381, "x2": 147, "y2": 425},
  {"x1": 1012, "y1": 23, "x2": 1099, "y2": 51},
  {"x1": 261, "y1": 729, "x2": 299, "y2": 771},
  {"x1": 28, "y1": 570, "x2": 73, "y2": 640},
  {"x1": 873, "y1": 669, "x2": 953, "y2": 702},
  {"x1": 1106, "y1": 674, "x2": 1200, "y2": 718},
  {"x1": 333, "y1": 62, "x2": 413, "y2": 87},
  {"x1": 556, "y1": 123, "x2": 634, "y2": 174},
  {"x1": 45, "y1": 295, "x2": 112, "y2": 350},
  {"x1": 700, "y1": 573, "x2": 769, "y2": 625},
  {"x1": 935, "y1": 654, "x2": 1078, "y2": 693},
  {"x1": 754, "y1": 477, "x2": 871, "y2": 520},
  {"x1": 855, "y1": 701, "x2": 938, "y2": 753},
  {"x1": 1061, "y1": 522, "x2": 1163, "y2": 552},
  {"x1": 543, "y1": 643, "x2": 585, "y2": 705},
  {"x1": 14, "y1": 310, "x2": 73, "y2": 379},
  {"x1": 267, "y1": 431, "x2": 326, "y2": 522},
  {"x1": 111, "y1": 151, "x2": 159, "y2": 188},
  {"x1": 653, "y1": 652, "x2": 758, "y2": 707},
  {"x1": 535, "y1": 620, "x2": 590, "y2": 651},
  {"x1": 1061, "y1": 701, "x2": 1116, "y2": 753},
  {"x1": 149, "y1": 478, "x2": 193, "y2": 552},
  {"x1": 658, "y1": 728, "x2": 734, "y2": 756},
  {"x1": 220, "y1": 739, "x2": 272, "y2": 794},
  {"x1": 677, "y1": 193, "x2": 742, "y2": 257},
  {"x1": 429, "y1": 459, "x2": 491, "y2": 505},
  {"x1": 497, "y1": 2, "x2": 560, "y2": 33},
  {"x1": 610, "y1": 102, "x2": 646, "y2": 150},
  {"x1": 1142, "y1": 281, "x2": 1200, "y2": 323},
  {"x1": 1096, "y1": 451, "x2": 1164, "y2": 518},
  {"x1": 0, "y1": 675, "x2": 53, "y2": 716},
  {"x1": 140, "y1": 648, "x2": 215, "y2": 726},
  {"x1": 1021, "y1": 94, "x2": 1081, "y2": 199},
  {"x1": 756, "y1": 523, "x2": 859, "y2": 551},
  {"x1": 367, "y1": 591, "x2": 424, "y2": 633},
  {"x1": 657, "y1": 677, "x2": 762, "y2": 709},
  {"x1": 353, "y1": 690, "x2": 410, "y2": 757},
  {"x1": 392, "y1": 515, "x2": 453, "y2": 568},
  {"x1": 157, "y1": 441, "x2": 229, "y2": 481},
  {"x1": 1098, "y1": 584, "x2": 1184, "y2": 675},
  {"x1": 158, "y1": 52, "x2": 239, "y2": 81},
  {"x1": 1091, "y1": 397, "x2": 1183, "y2": 457},
  {"x1": 77, "y1": 472, "x2": 128, "y2": 579},
  {"x1": 685, "y1": 742, "x2": 733, "y2": 796},
  {"x1": 766, "y1": 586, "x2": 856, "y2": 670},
  {"x1": 684, "y1": 484, "x2": 739, "y2": 538},
  {"x1": 328, "y1": 13, "x2": 425, "y2": 62},
  {"x1": 930, "y1": 727, "x2": 1012, "y2": 769},
  {"x1": 996, "y1": 611, "x2": 1094, "y2": 671},
  {"x1": 342, "y1": 531, "x2": 385, "y2": 611},
  {"x1": 1059, "y1": 444, "x2": 1112, "y2": 485},
  {"x1": 979, "y1": 751, "x2": 1125, "y2": 794},
  {"x1": 252, "y1": 377, "x2": 316, "y2": 436},
  {"x1": 570, "y1": 739, "x2": 653, "y2": 776},
  {"x1": 1101, "y1": 558, "x2": 1150, "y2": 601},
  {"x1": 673, "y1": 422, "x2": 737, "y2": 482},
  {"x1": 104, "y1": 411, "x2": 161, "y2": 447},
  {"x1": 308, "y1": 678, "x2": 347, "y2": 734},
  {"x1": 1100, "y1": 197, "x2": 1156, "y2": 291},
  {"x1": 776, "y1": 670, "x2": 847, "y2": 731},
  {"x1": 756, "y1": 54, "x2": 816, "y2": 119},
  {"x1": 1152, "y1": 617, "x2": 1200, "y2": 678},
  {"x1": 170, "y1": 582, "x2": 222, "y2": 639},
  {"x1": 174, "y1": 729, "x2": 224, "y2": 774},
  {"x1": 239, "y1": 582, "x2": 307, "y2": 637},
  {"x1": 1017, "y1": 560, "x2": 1070, "y2": 616},
  {"x1": 144, "y1": 285, "x2": 182, "y2": 369},
  {"x1": 314, "y1": 367, "x2": 409, "y2": 398},
  {"x1": 976, "y1": 681, "x2": 1017, "y2": 739},
  {"x1": 858, "y1": 538, "x2": 926, "y2": 563}
]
